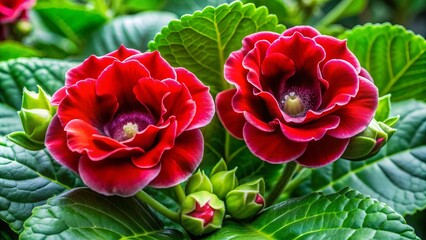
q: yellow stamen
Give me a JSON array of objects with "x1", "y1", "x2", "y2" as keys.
[{"x1": 123, "y1": 122, "x2": 139, "y2": 139}]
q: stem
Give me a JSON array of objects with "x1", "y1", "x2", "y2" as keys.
[
  {"x1": 281, "y1": 167, "x2": 312, "y2": 199},
  {"x1": 266, "y1": 161, "x2": 298, "y2": 206},
  {"x1": 174, "y1": 184, "x2": 186, "y2": 204},
  {"x1": 315, "y1": 0, "x2": 355, "y2": 29},
  {"x1": 136, "y1": 190, "x2": 180, "y2": 223},
  {"x1": 224, "y1": 132, "x2": 231, "y2": 163}
]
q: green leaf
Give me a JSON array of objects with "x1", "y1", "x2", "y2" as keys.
[
  {"x1": 0, "y1": 103, "x2": 22, "y2": 136},
  {"x1": 0, "y1": 58, "x2": 76, "y2": 109},
  {"x1": 341, "y1": 23, "x2": 426, "y2": 101},
  {"x1": 83, "y1": 11, "x2": 177, "y2": 56},
  {"x1": 297, "y1": 100, "x2": 426, "y2": 216},
  {"x1": 149, "y1": 1, "x2": 285, "y2": 96},
  {"x1": 375, "y1": 94, "x2": 392, "y2": 122},
  {"x1": 6, "y1": 132, "x2": 45, "y2": 151},
  {"x1": 207, "y1": 188, "x2": 419, "y2": 239},
  {"x1": 0, "y1": 142, "x2": 82, "y2": 232},
  {"x1": 241, "y1": 0, "x2": 288, "y2": 23},
  {"x1": 162, "y1": 0, "x2": 235, "y2": 17},
  {"x1": 20, "y1": 188, "x2": 183, "y2": 239},
  {"x1": 0, "y1": 42, "x2": 41, "y2": 61}
]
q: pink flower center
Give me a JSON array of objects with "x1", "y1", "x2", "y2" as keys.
[
  {"x1": 103, "y1": 111, "x2": 155, "y2": 141},
  {"x1": 188, "y1": 201, "x2": 215, "y2": 226},
  {"x1": 255, "y1": 193, "x2": 265, "y2": 205}
]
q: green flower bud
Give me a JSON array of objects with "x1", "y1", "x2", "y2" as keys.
[
  {"x1": 185, "y1": 169, "x2": 213, "y2": 195},
  {"x1": 181, "y1": 191, "x2": 225, "y2": 236},
  {"x1": 342, "y1": 117, "x2": 398, "y2": 161},
  {"x1": 226, "y1": 178, "x2": 265, "y2": 220},
  {"x1": 7, "y1": 86, "x2": 55, "y2": 150},
  {"x1": 210, "y1": 158, "x2": 227, "y2": 177},
  {"x1": 210, "y1": 167, "x2": 238, "y2": 199}
]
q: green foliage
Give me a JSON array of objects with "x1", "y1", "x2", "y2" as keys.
[
  {"x1": 0, "y1": 42, "x2": 41, "y2": 61},
  {"x1": 297, "y1": 100, "x2": 426, "y2": 216},
  {"x1": 20, "y1": 188, "x2": 183, "y2": 239},
  {"x1": 162, "y1": 0, "x2": 235, "y2": 17},
  {"x1": 341, "y1": 23, "x2": 426, "y2": 101},
  {"x1": 207, "y1": 188, "x2": 419, "y2": 239},
  {"x1": 149, "y1": 1, "x2": 285, "y2": 96},
  {"x1": 83, "y1": 12, "x2": 176, "y2": 56}
]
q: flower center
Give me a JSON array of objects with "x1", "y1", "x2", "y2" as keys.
[
  {"x1": 189, "y1": 201, "x2": 215, "y2": 227},
  {"x1": 281, "y1": 92, "x2": 305, "y2": 117},
  {"x1": 103, "y1": 111, "x2": 155, "y2": 141}
]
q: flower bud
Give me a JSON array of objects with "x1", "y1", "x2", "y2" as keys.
[
  {"x1": 7, "y1": 86, "x2": 56, "y2": 150},
  {"x1": 342, "y1": 117, "x2": 397, "y2": 161},
  {"x1": 210, "y1": 158, "x2": 227, "y2": 177},
  {"x1": 210, "y1": 167, "x2": 238, "y2": 199},
  {"x1": 185, "y1": 169, "x2": 213, "y2": 195},
  {"x1": 226, "y1": 178, "x2": 265, "y2": 220},
  {"x1": 181, "y1": 191, "x2": 225, "y2": 236}
]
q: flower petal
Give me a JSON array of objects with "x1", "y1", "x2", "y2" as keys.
[
  {"x1": 65, "y1": 119, "x2": 142, "y2": 161},
  {"x1": 282, "y1": 26, "x2": 320, "y2": 38},
  {"x1": 45, "y1": 115, "x2": 80, "y2": 172},
  {"x1": 216, "y1": 89, "x2": 245, "y2": 139},
  {"x1": 241, "y1": 31, "x2": 280, "y2": 54},
  {"x1": 175, "y1": 68, "x2": 215, "y2": 130},
  {"x1": 65, "y1": 55, "x2": 116, "y2": 87},
  {"x1": 314, "y1": 36, "x2": 360, "y2": 72},
  {"x1": 149, "y1": 129, "x2": 204, "y2": 188},
  {"x1": 127, "y1": 50, "x2": 176, "y2": 80},
  {"x1": 96, "y1": 60, "x2": 150, "y2": 107},
  {"x1": 280, "y1": 115, "x2": 340, "y2": 142},
  {"x1": 295, "y1": 136, "x2": 350, "y2": 167},
  {"x1": 131, "y1": 118, "x2": 177, "y2": 169},
  {"x1": 243, "y1": 123, "x2": 307, "y2": 164},
  {"x1": 58, "y1": 79, "x2": 118, "y2": 127},
  {"x1": 106, "y1": 45, "x2": 141, "y2": 61},
  {"x1": 243, "y1": 40, "x2": 271, "y2": 91},
  {"x1": 79, "y1": 155, "x2": 160, "y2": 197},
  {"x1": 327, "y1": 78, "x2": 378, "y2": 138}
]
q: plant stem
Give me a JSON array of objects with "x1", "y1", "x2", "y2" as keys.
[
  {"x1": 174, "y1": 184, "x2": 186, "y2": 204},
  {"x1": 315, "y1": 0, "x2": 356, "y2": 30},
  {"x1": 281, "y1": 167, "x2": 312, "y2": 199},
  {"x1": 136, "y1": 190, "x2": 180, "y2": 223},
  {"x1": 266, "y1": 161, "x2": 298, "y2": 206}
]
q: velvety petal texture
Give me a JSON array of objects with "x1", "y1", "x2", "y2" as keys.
[
  {"x1": 46, "y1": 46, "x2": 214, "y2": 197},
  {"x1": 217, "y1": 26, "x2": 378, "y2": 167}
]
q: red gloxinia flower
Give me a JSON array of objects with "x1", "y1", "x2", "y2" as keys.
[
  {"x1": 0, "y1": 0, "x2": 35, "y2": 23},
  {"x1": 45, "y1": 46, "x2": 215, "y2": 196},
  {"x1": 216, "y1": 26, "x2": 378, "y2": 167}
]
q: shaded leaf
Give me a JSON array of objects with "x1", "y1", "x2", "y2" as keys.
[
  {"x1": 297, "y1": 100, "x2": 426, "y2": 216},
  {"x1": 20, "y1": 188, "x2": 183, "y2": 239},
  {"x1": 207, "y1": 188, "x2": 419, "y2": 239},
  {"x1": 341, "y1": 23, "x2": 426, "y2": 101},
  {"x1": 0, "y1": 42, "x2": 41, "y2": 61}
]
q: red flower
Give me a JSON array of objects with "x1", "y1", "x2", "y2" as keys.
[
  {"x1": 0, "y1": 0, "x2": 35, "y2": 23},
  {"x1": 216, "y1": 26, "x2": 378, "y2": 167},
  {"x1": 46, "y1": 46, "x2": 214, "y2": 196}
]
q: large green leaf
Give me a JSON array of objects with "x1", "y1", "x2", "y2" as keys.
[
  {"x1": 0, "y1": 58, "x2": 76, "y2": 109},
  {"x1": 83, "y1": 11, "x2": 177, "y2": 56},
  {"x1": 341, "y1": 23, "x2": 426, "y2": 101},
  {"x1": 20, "y1": 188, "x2": 183, "y2": 239},
  {"x1": 149, "y1": 1, "x2": 285, "y2": 96},
  {"x1": 297, "y1": 100, "x2": 426, "y2": 216},
  {"x1": 0, "y1": 141, "x2": 82, "y2": 232},
  {"x1": 207, "y1": 188, "x2": 419, "y2": 239}
]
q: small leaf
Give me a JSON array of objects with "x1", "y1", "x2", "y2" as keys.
[
  {"x1": 83, "y1": 11, "x2": 177, "y2": 56},
  {"x1": 0, "y1": 142, "x2": 82, "y2": 232},
  {"x1": 6, "y1": 132, "x2": 45, "y2": 151},
  {"x1": 297, "y1": 100, "x2": 426, "y2": 216},
  {"x1": 341, "y1": 23, "x2": 426, "y2": 101},
  {"x1": 20, "y1": 188, "x2": 183, "y2": 239},
  {"x1": 375, "y1": 94, "x2": 392, "y2": 122},
  {"x1": 207, "y1": 188, "x2": 419, "y2": 239},
  {"x1": 149, "y1": 1, "x2": 285, "y2": 96},
  {"x1": 0, "y1": 58, "x2": 76, "y2": 109}
]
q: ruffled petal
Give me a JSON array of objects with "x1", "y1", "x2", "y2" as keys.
[
  {"x1": 51, "y1": 86, "x2": 66, "y2": 105},
  {"x1": 243, "y1": 40, "x2": 271, "y2": 90},
  {"x1": 106, "y1": 45, "x2": 141, "y2": 61},
  {"x1": 127, "y1": 51, "x2": 176, "y2": 80},
  {"x1": 280, "y1": 115, "x2": 340, "y2": 142},
  {"x1": 320, "y1": 59, "x2": 359, "y2": 110},
  {"x1": 243, "y1": 123, "x2": 307, "y2": 164},
  {"x1": 131, "y1": 118, "x2": 177, "y2": 169},
  {"x1": 45, "y1": 115, "x2": 80, "y2": 172},
  {"x1": 296, "y1": 136, "x2": 350, "y2": 167},
  {"x1": 65, "y1": 119, "x2": 143, "y2": 161},
  {"x1": 149, "y1": 129, "x2": 203, "y2": 188},
  {"x1": 79, "y1": 155, "x2": 160, "y2": 197},
  {"x1": 327, "y1": 78, "x2": 378, "y2": 138},
  {"x1": 241, "y1": 31, "x2": 280, "y2": 54},
  {"x1": 65, "y1": 55, "x2": 116, "y2": 87},
  {"x1": 216, "y1": 89, "x2": 245, "y2": 139},
  {"x1": 175, "y1": 68, "x2": 215, "y2": 130},
  {"x1": 58, "y1": 79, "x2": 118, "y2": 127},
  {"x1": 314, "y1": 36, "x2": 360, "y2": 72},
  {"x1": 96, "y1": 60, "x2": 150, "y2": 107},
  {"x1": 282, "y1": 26, "x2": 320, "y2": 38}
]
